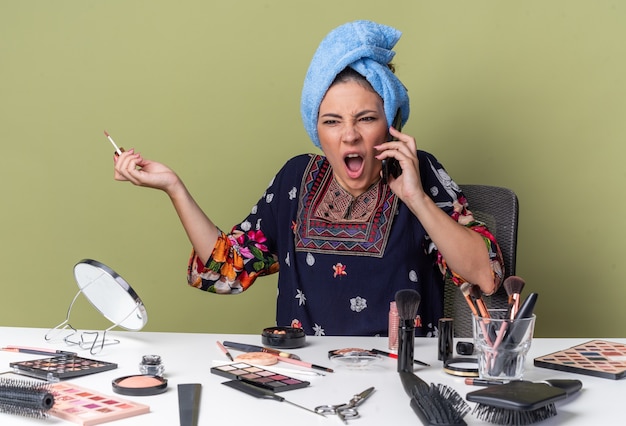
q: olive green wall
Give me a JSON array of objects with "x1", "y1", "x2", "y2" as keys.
[{"x1": 1, "y1": 1, "x2": 624, "y2": 337}]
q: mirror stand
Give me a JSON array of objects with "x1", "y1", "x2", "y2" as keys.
[{"x1": 45, "y1": 259, "x2": 148, "y2": 355}]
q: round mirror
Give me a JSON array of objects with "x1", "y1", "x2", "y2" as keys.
[{"x1": 73, "y1": 259, "x2": 147, "y2": 331}]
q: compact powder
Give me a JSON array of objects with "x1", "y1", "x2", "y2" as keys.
[
  {"x1": 443, "y1": 357, "x2": 479, "y2": 377},
  {"x1": 118, "y1": 375, "x2": 163, "y2": 388},
  {"x1": 234, "y1": 352, "x2": 278, "y2": 366},
  {"x1": 112, "y1": 375, "x2": 168, "y2": 396}
]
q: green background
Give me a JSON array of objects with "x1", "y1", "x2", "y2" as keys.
[{"x1": 1, "y1": 1, "x2": 624, "y2": 337}]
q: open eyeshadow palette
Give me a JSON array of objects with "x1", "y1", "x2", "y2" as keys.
[
  {"x1": 210, "y1": 362, "x2": 310, "y2": 392},
  {"x1": 534, "y1": 339, "x2": 626, "y2": 380},
  {"x1": 10, "y1": 354, "x2": 117, "y2": 381},
  {"x1": 49, "y1": 382, "x2": 149, "y2": 425}
]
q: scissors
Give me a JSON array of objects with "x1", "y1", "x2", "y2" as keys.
[{"x1": 314, "y1": 387, "x2": 375, "y2": 423}]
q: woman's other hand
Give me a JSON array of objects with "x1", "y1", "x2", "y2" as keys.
[{"x1": 114, "y1": 149, "x2": 180, "y2": 194}]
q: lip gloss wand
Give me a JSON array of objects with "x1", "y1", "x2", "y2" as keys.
[{"x1": 104, "y1": 130, "x2": 124, "y2": 156}]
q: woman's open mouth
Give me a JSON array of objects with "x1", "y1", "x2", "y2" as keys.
[{"x1": 344, "y1": 153, "x2": 364, "y2": 178}]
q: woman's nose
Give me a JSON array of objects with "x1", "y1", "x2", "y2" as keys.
[{"x1": 341, "y1": 123, "x2": 360, "y2": 144}]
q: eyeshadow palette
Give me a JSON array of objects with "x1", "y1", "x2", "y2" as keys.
[
  {"x1": 10, "y1": 355, "x2": 117, "y2": 381},
  {"x1": 534, "y1": 340, "x2": 626, "y2": 380},
  {"x1": 210, "y1": 362, "x2": 310, "y2": 392},
  {"x1": 49, "y1": 382, "x2": 149, "y2": 425}
]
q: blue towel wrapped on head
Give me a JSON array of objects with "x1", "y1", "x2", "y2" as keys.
[{"x1": 301, "y1": 20, "x2": 410, "y2": 149}]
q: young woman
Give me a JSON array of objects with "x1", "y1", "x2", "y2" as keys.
[{"x1": 114, "y1": 21, "x2": 503, "y2": 336}]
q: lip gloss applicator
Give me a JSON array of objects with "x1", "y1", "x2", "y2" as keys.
[{"x1": 104, "y1": 130, "x2": 124, "y2": 156}]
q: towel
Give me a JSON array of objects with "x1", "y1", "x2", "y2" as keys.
[{"x1": 301, "y1": 20, "x2": 410, "y2": 149}]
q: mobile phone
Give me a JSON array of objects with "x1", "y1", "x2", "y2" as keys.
[{"x1": 381, "y1": 109, "x2": 403, "y2": 184}]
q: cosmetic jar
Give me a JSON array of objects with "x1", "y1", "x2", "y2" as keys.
[
  {"x1": 443, "y1": 357, "x2": 479, "y2": 377},
  {"x1": 261, "y1": 326, "x2": 306, "y2": 349},
  {"x1": 139, "y1": 355, "x2": 165, "y2": 376},
  {"x1": 456, "y1": 341, "x2": 475, "y2": 356}
]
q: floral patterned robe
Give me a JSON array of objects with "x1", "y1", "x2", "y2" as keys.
[{"x1": 188, "y1": 151, "x2": 503, "y2": 337}]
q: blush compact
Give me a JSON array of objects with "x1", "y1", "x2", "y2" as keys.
[
  {"x1": 261, "y1": 326, "x2": 306, "y2": 349},
  {"x1": 112, "y1": 375, "x2": 168, "y2": 396}
]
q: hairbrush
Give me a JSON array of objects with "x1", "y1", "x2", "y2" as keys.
[
  {"x1": 466, "y1": 379, "x2": 581, "y2": 425},
  {"x1": 0, "y1": 377, "x2": 55, "y2": 419},
  {"x1": 395, "y1": 289, "x2": 421, "y2": 373},
  {"x1": 399, "y1": 371, "x2": 470, "y2": 426}
]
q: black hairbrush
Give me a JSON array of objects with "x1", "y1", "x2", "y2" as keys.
[
  {"x1": 0, "y1": 377, "x2": 55, "y2": 419},
  {"x1": 466, "y1": 379, "x2": 582, "y2": 425},
  {"x1": 399, "y1": 371, "x2": 470, "y2": 426}
]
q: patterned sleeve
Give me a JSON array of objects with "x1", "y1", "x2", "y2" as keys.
[
  {"x1": 186, "y1": 157, "x2": 299, "y2": 294},
  {"x1": 436, "y1": 193, "x2": 504, "y2": 294},
  {"x1": 187, "y1": 227, "x2": 279, "y2": 294},
  {"x1": 419, "y1": 151, "x2": 504, "y2": 294}
]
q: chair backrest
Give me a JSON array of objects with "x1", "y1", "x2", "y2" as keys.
[{"x1": 443, "y1": 184, "x2": 520, "y2": 337}]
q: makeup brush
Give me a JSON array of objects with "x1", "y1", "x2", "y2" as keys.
[
  {"x1": 399, "y1": 371, "x2": 470, "y2": 426},
  {"x1": 395, "y1": 289, "x2": 421, "y2": 373},
  {"x1": 468, "y1": 284, "x2": 498, "y2": 347},
  {"x1": 0, "y1": 378, "x2": 55, "y2": 419},
  {"x1": 458, "y1": 283, "x2": 480, "y2": 317},
  {"x1": 469, "y1": 285, "x2": 491, "y2": 319},
  {"x1": 460, "y1": 282, "x2": 494, "y2": 348},
  {"x1": 492, "y1": 276, "x2": 525, "y2": 355},
  {"x1": 508, "y1": 292, "x2": 538, "y2": 340},
  {"x1": 503, "y1": 276, "x2": 525, "y2": 319}
]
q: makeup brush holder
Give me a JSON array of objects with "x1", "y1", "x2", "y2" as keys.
[
  {"x1": 472, "y1": 309, "x2": 536, "y2": 381},
  {"x1": 45, "y1": 259, "x2": 148, "y2": 355}
]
